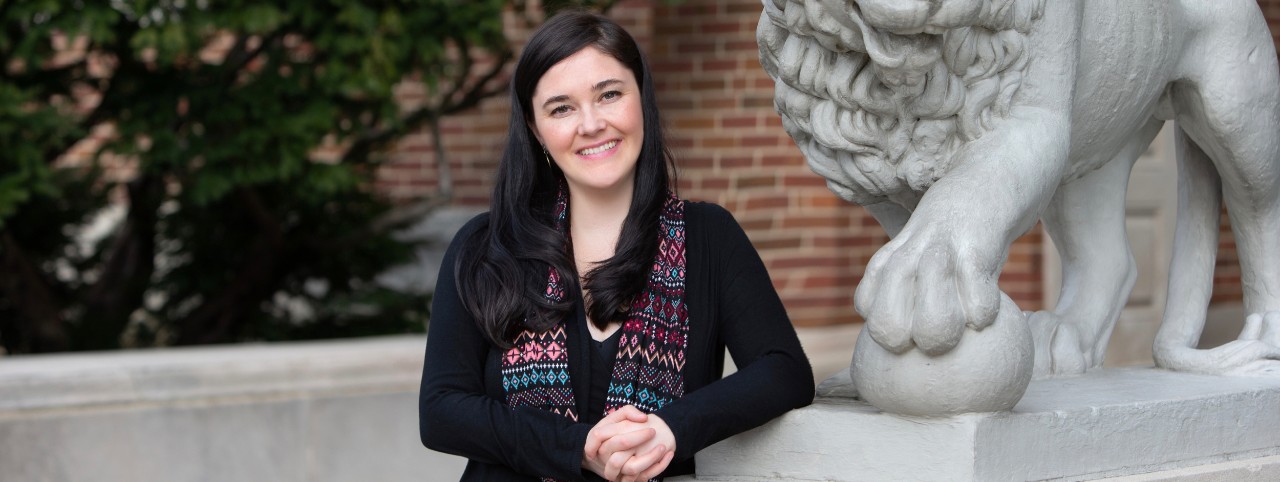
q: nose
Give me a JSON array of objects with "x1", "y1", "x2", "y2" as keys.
[{"x1": 577, "y1": 105, "x2": 606, "y2": 136}]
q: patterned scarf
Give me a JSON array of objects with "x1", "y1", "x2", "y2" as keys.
[{"x1": 500, "y1": 187, "x2": 688, "y2": 480}]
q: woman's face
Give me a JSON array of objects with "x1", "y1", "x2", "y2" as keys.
[{"x1": 529, "y1": 47, "x2": 644, "y2": 198}]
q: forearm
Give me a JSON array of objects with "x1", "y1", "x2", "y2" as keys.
[
  {"x1": 420, "y1": 388, "x2": 592, "y2": 479},
  {"x1": 655, "y1": 350, "x2": 814, "y2": 462},
  {"x1": 912, "y1": 106, "x2": 1070, "y2": 250},
  {"x1": 419, "y1": 214, "x2": 594, "y2": 480}
]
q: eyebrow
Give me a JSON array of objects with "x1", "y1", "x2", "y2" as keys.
[{"x1": 540, "y1": 79, "x2": 625, "y2": 110}]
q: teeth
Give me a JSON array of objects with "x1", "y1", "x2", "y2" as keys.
[{"x1": 579, "y1": 141, "x2": 618, "y2": 155}]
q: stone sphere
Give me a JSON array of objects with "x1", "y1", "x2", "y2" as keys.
[{"x1": 851, "y1": 294, "x2": 1033, "y2": 416}]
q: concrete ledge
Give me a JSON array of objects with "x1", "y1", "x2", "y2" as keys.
[
  {"x1": 0, "y1": 336, "x2": 426, "y2": 414},
  {"x1": 0, "y1": 336, "x2": 467, "y2": 482},
  {"x1": 696, "y1": 367, "x2": 1280, "y2": 481}
]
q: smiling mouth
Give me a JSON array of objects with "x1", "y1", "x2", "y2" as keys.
[{"x1": 577, "y1": 140, "x2": 618, "y2": 156}]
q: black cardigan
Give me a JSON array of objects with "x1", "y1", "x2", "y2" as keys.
[{"x1": 419, "y1": 201, "x2": 815, "y2": 481}]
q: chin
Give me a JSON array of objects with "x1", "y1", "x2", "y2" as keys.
[{"x1": 566, "y1": 173, "x2": 635, "y2": 195}]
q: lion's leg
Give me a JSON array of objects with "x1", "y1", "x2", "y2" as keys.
[
  {"x1": 1153, "y1": 128, "x2": 1229, "y2": 371},
  {"x1": 854, "y1": 107, "x2": 1070, "y2": 356},
  {"x1": 1031, "y1": 119, "x2": 1161, "y2": 377},
  {"x1": 853, "y1": 0, "x2": 1083, "y2": 357},
  {"x1": 1154, "y1": 4, "x2": 1280, "y2": 373},
  {"x1": 1154, "y1": 126, "x2": 1280, "y2": 375}
]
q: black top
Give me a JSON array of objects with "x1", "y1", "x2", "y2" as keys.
[{"x1": 419, "y1": 201, "x2": 815, "y2": 481}]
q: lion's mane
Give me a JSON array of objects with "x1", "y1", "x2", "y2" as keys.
[{"x1": 759, "y1": 0, "x2": 1045, "y2": 205}]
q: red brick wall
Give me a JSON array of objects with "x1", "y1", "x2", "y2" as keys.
[
  {"x1": 644, "y1": 0, "x2": 1043, "y2": 322},
  {"x1": 648, "y1": 0, "x2": 865, "y2": 325},
  {"x1": 381, "y1": 0, "x2": 1280, "y2": 325},
  {"x1": 1211, "y1": 209, "x2": 1242, "y2": 304},
  {"x1": 47, "y1": 0, "x2": 1268, "y2": 330},
  {"x1": 374, "y1": 2, "x2": 653, "y2": 207},
  {"x1": 1260, "y1": 0, "x2": 1280, "y2": 48}
]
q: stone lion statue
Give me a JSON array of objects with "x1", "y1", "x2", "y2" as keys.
[{"x1": 759, "y1": 0, "x2": 1280, "y2": 414}]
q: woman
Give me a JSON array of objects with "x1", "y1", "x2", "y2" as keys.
[{"x1": 419, "y1": 10, "x2": 814, "y2": 481}]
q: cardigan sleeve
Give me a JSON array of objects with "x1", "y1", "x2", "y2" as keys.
[
  {"x1": 654, "y1": 203, "x2": 816, "y2": 463},
  {"x1": 418, "y1": 214, "x2": 592, "y2": 481}
]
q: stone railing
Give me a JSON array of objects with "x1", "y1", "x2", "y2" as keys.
[{"x1": 0, "y1": 335, "x2": 465, "y2": 481}]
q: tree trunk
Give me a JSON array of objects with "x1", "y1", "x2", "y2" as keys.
[
  {"x1": 0, "y1": 231, "x2": 69, "y2": 353},
  {"x1": 78, "y1": 175, "x2": 162, "y2": 350},
  {"x1": 175, "y1": 188, "x2": 286, "y2": 345}
]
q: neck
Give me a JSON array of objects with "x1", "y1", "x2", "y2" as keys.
[
  {"x1": 568, "y1": 184, "x2": 633, "y2": 236},
  {"x1": 567, "y1": 182, "x2": 634, "y2": 269}
]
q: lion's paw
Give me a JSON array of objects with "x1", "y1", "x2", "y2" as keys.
[
  {"x1": 1218, "y1": 311, "x2": 1280, "y2": 376},
  {"x1": 1027, "y1": 311, "x2": 1090, "y2": 379},
  {"x1": 1240, "y1": 311, "x2": 1280, "y2": 346},
  {"x1": 854, "y1": 231, "x2": 1000, "y2": 356}
]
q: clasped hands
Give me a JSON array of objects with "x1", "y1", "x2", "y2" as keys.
[{"x1": 581, "y1": 405, "x2": 675, "y2": 481}]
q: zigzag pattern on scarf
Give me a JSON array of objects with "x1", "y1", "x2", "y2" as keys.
[{"x1": 604, "y1": 195, "x2": 688, "y2": 416}]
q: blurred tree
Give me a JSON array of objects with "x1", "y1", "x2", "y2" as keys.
[{"x1": 0, "y1": 0, "x2": 620, "y2": 353}]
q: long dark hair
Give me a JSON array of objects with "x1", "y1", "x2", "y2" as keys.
[{"x1": 454, "y1": 10, "x2": 677, "y2": 347}]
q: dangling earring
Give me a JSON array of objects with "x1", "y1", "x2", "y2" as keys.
[{"x1": 542, "y1": 147, "x2": 552, "y2": 168}]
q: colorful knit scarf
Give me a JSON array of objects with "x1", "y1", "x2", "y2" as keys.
[{"x1": 500, "y1": 188, "x2": 688, "y2": 480}]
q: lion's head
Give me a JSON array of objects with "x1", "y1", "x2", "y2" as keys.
[{"x1": 758, "y1": 0, "x2": 1045, "y2": 205}]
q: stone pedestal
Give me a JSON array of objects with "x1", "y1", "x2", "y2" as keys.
[{"x1": 696, "y1": 367, "x2": 1280, "y2": 481}]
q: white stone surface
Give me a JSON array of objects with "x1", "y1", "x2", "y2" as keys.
[
  {"x1": 0, "y1": 336, "x2": 467, "y2": 482},
  {"x1": 851, "y1": 294, "x2": 1033, "y2": 415},
  {"x1": 5, "y1": 329, "x2": 1274, "y2": 481},
  {"x1": 697, "y1": 367, "x2": 1280, "y2": 481}
]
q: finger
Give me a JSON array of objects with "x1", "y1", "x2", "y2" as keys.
[
  {"x1": 620, "y1": 444, "x2": 667, "y2": 482},
  {"x1": 587, "y1": 408, "x2": 650, "y2": 457},
  {"x1": 605, "y1": 405, "x2": 648, "y2": 424},
  {"x1": 585, "y1": 430, "x2": 603, "y2": 461},
  {"x1": 584, "y1": 427, "x2": 608, "y2": 459},
  {"x1": 637, "y1": 449, "x2": 675, "y2": 481},
  {"x1": 599, "y1": 428, "x2": 656, "y2": 458},
  {"x1": 613, "y1": 405, "x2": 649, "y2": 423},
  {"x1": 589, "y1": 421, "x2": 652, "y2": 460},
  {"x1": 604, "y1": 450, "x2": 633, "y2": 481},
  {"x1": 587, "y1": 410, "x2": 629, "y2": 457}
]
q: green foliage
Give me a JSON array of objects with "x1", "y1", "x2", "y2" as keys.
[
  {"x1": 0, "y1": 0, "x2": 620, "y2": 353},
  {"x1": 0, "y1": 83, "x2": 80, "y2": 228}
]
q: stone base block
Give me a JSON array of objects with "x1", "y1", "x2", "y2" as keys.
[{"x1": 696, "y1": 367, "x2": 1280, "y2": 481}]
